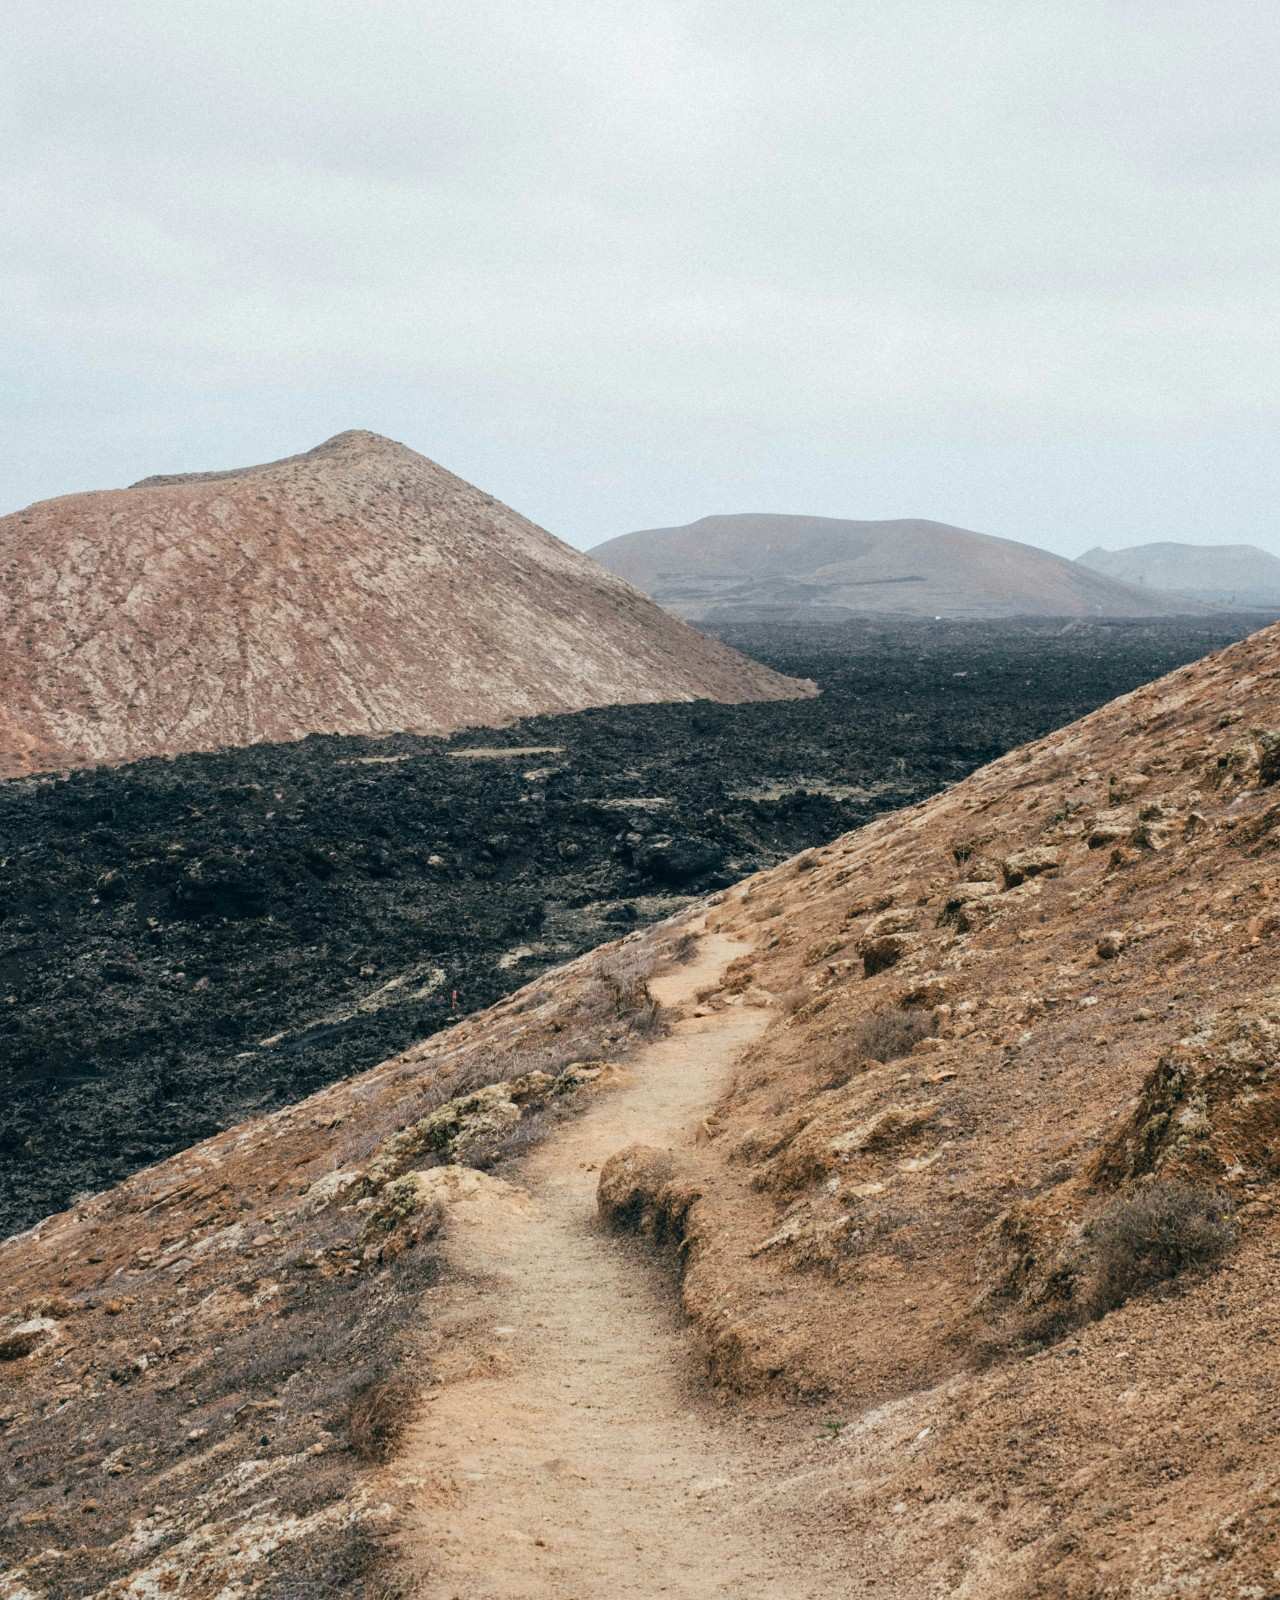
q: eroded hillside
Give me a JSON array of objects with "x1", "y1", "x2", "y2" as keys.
[
  {"x1": 7, "y1": 617, "x2": 1244, "y2": 1239},
  {"x1": 2, "y1": 621, "x2": 1278, "y2": 1597},
  {"x1": 0, "y1": 929, "x2": 701, "y2": 1596},
  {"x1": 660, "y1": 618, "x2": 1280, "y2": 1593}
]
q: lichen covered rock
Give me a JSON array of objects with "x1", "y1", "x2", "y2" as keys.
[{"x1": 1000, "y1": 847, "x2": 1060, "y2": 887}]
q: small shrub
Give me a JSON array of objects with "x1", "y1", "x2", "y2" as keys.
[
  {"x1": 482, "y1": 1105, "x2": 555, "y2": 1166},
  {"x1": 667, "y1": 930, "x2": 699, "y2": 964},
  {"x1": 847, "y1": 1006, "x2": 937, "y2": 1064},
  {"x1": 588, "y1": 949, "x2": 668, "y2": 1041},
  {"x1": 345, "y1": 1374, "x2": 414, "y2": 1463},
  {"x1": 818, "y1": 1006, "x2": 937, "y2": 1089},
  {"x1": 1085, "y1": 1182, "x2": 1236, "y2": 1319},
  {"x1": 628, "y1": 991, "x2": 666, "y2": 1039},
  {"x1": 593, "y1": 948, "x2": 656, "y2": 1014}
]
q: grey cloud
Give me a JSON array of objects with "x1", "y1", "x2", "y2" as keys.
[{"x1": 4, "y1": 0, "x2": 1278, "y2": 557}]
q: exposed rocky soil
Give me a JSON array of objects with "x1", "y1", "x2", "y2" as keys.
[
  {"x1": 2, "y1": 618, "x2": 1250, "y2": 1237},
  {"x1": 0, "y1": 429, "x2": 808, "y2": 778},
  {"x1": 591, "y1": 511, "x2": 1206, "y2": 620},
  {"x1": 617, "y1": 619, "x2": 1280, "y2": 1596},
  {"x1": 2, "y1": 618, "x2": 1279, "y2": 1597}
]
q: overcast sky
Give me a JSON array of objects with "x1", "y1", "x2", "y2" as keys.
[{"x1": 4, "y1": 1, "x2": 1278, "y2": 556}]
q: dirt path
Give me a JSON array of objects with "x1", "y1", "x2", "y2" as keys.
[{"x1": 396, "y1": 930, "x2": 829, "y2": 1598}]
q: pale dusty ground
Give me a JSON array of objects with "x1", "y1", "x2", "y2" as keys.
[
  {"x1": 445, "y1": 745, "x2": 565, "y2": 760},
  {"x1": 396, "y1": 932, "x2": 835, "y2": 1599}
]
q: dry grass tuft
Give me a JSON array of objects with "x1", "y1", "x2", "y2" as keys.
[
  {"x1": 258, "y1": 1521, "x2": 409, "y2": 1599},
  {"x1": 848, "y1": 1006, "x2": 937, "y2": 1062},
  {"x1": 345, "y1": 1373, "x2": 415, "y2": 1463},
  {"x1": 811, "y1": 1007, "x2": 937, "y2": 1088},
  {"x1": 592, "y1": 946, "x2": 668, "y2": 1040},
  {"x1": 1084, "y1": 1182, "x2": 1236, "y2": 1319}
]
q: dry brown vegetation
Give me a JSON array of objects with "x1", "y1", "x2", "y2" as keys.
[
  {"x1": 1083, "y1": 1180, "x2": 1237, "y2": 1319},
  {"x1": 846, "y1": 1005, "x2": 937, "y2": 1064},
  {"x1": 345, "y1": 1374, "x2": 416, "y2": 1464}
]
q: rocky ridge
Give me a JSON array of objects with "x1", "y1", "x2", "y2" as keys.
[
  {"x1": 0, "y1": 431, "x2": 810, "y2": 776},
  {"x1": 629, "y1": 618, "x2": 1280, "y2": 1594}
]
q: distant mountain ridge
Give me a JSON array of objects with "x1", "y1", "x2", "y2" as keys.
[
  {"x1": 591, "y1": 512, "x2": 1203, "y2": 621},
  {"x1": 0, "y1": 431, "x2": 812, "y2": 776},
  {"x1": 1078, "y1": 541, "x2": 1280, "y2": 608}
]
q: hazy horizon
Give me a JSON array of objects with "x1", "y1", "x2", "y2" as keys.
[{"x1": 5, "y1": 2, "x2": 1278, "y2": 558}]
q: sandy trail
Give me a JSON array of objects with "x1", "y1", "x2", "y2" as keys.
[{"x1": 397, "y1": 929, "x2": 829, "y2": 1598}]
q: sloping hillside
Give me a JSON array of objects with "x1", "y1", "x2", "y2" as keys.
[
  {"x1": 1080, "y1": 540, "x2": 1280, "y2": 608},
  {"x1": 592, "y1": 512, "x2": 1198, "y2": 620},
  {"x1": 637, "y1": 617, "x2": 1280, "y2": 1592},
  {"x1": 2, "y1": 622, "x2": 1278, "y2": 1596},
  {"x1": 0, "y1": 433, "x2": 811, "y2": 776}
]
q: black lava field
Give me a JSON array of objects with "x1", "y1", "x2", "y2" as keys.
[{"x1": 0, "y1": 616, "x2": 1260, "y2": 1235}]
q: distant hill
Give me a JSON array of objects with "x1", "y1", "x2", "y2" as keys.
[
  {"x1": 1078, "y1": 541, "x2": 1280, "y2": 608},
  {"x1": 591, "y1": 513, "x2": 1201, "y2": 621},
  {"x1": 0, "y1": 432, "x2": 812, "y2": 776}
]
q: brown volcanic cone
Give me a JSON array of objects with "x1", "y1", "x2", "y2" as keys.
[
  {"x1": 592, "y1": 511, "x2": 1205, "y2": 620},
  {"x1": 0, "y1": 431, "x2": 812, "y2": 776}
]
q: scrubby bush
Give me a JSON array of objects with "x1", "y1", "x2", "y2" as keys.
[
  {"x1": 815, "y1": 1007, "x2": 936, "y2": 1089},
  {"x1": 848, "y1": 1006, "x2": 937, "y2": 1063},
  {"x1": 1085, "y1": 1181, "x2": 1236, "y2": 1318},
  {"x1": 345, "y1": 1373, "x2": 414, "y2": 1463},
  {"x1": 593, "y1": 947, "x2": 666, "y2": 1038}
]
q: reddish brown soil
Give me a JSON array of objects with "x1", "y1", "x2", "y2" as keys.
[{"x1": 663, "y1": 617, "x2": 1280, "y2": 1594}]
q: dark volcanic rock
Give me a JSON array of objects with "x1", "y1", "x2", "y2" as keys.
[{"x1": 636, "y1": 837, "x2": 726, "y2": 885}]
